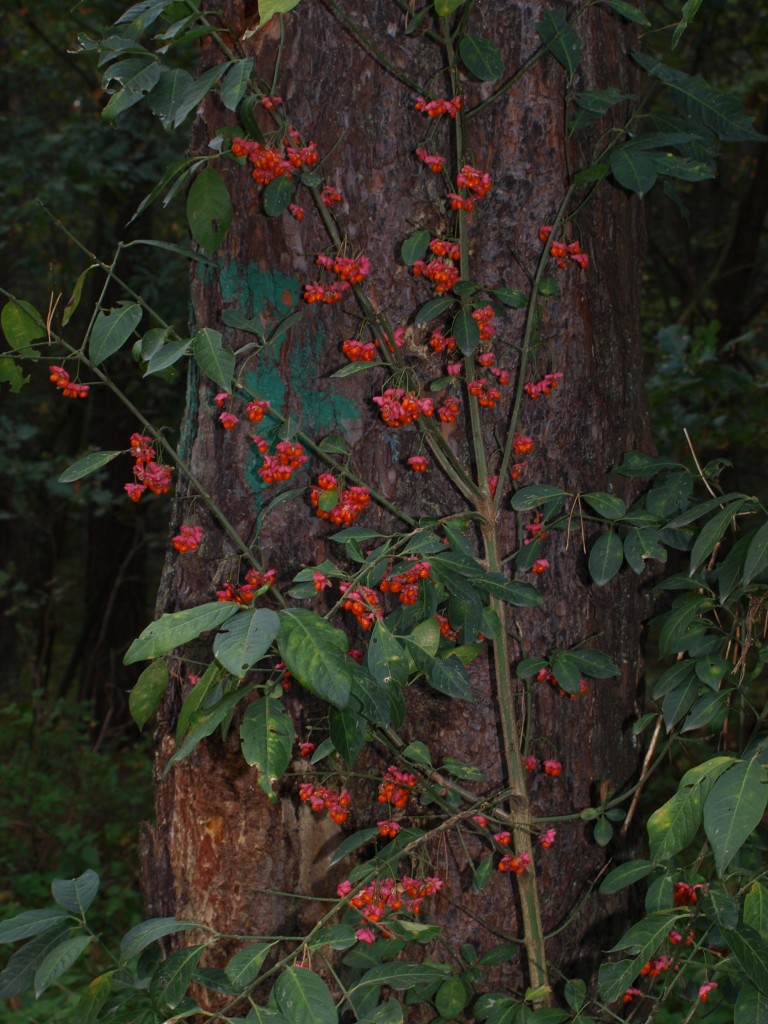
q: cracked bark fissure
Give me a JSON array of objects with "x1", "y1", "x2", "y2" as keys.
[{"x1": 140, "y1": 0, "x2": 653, "y2": 1005}]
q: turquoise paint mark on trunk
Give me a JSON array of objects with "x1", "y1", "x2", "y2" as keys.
[{"x1": 217, "y1": 260, "x2": 361, "y2": 505}]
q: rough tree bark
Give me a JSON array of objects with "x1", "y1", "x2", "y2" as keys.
[{"x1": 140, "y1": 0, "x2": 653, "y2": 999}]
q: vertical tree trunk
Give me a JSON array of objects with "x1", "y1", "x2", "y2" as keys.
[{"x1": 141, "y1": 0, "x2": 652, "y2": 994}]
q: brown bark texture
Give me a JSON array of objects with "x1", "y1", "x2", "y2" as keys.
[{"x1": 141, "y1": 0, "x2": 654, "y2": 1000}]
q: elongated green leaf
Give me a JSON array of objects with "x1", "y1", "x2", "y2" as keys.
[
  {"x1": 263, "y1": 175, "x2": 293, "y2": 217},
  {"x1": 51, "y1": 870, "x2": 99, "y2": 915},
  {"x1": 59, "y1": 450, "x2": 121, "y2": 484},
  {"x1": 144, "y1": 336, "x2": 191, "y2": 375},
  {"x1": 151, "y1": 943, "x2": 208, "y2": 1010},
  {"x1": 599, "y1": 860, "x2": 653, "y2": 894},
  {"x1": 704, "y1": 756, "x2": 768, "y2": 875},
  {"x1": 453, "y1": 307, "x2": 480, "y2": 356},
  {"x1": 511, "y1": 485, "x2": 570, "y2": 511},
  {"x1": 689, "y1": 499, "x2": 746, "y2": 575},
  {"x1": 599, "y1": 914, "x2": 680, "y2": 1002},
  {"x1": 129, "y1": 659, "x2": 169, "y2": 730},
  {"x1": 192, "y1": 328, "x2": 235, "y2": 391},
  {"x1": 536, "y1": 9, "x2": 581, "y2": 77},
  {"x1": 356, "y1": 961, "x2": 451, "y2": 990},
  {"x1": 166, "y1": 687, "x2": 251, "y2": 774},
  {"x1": 475, "y1": 575, "x2": 541, "y2": 607},
  {"x1": 148, "y1": 67, "x2": 195, "y2": 129},
  {"x1": 569, "y1": 649, "x2": 619, "y2": 678},
  {"x1": 220, "y1": 58, "x2": 253, "y2": 110},
  {"x1": 744, "y1": 522, "x2": 768, "y2": 585},
  {"x1": 610, "y1": 146, "x2": 657, "y2": 195},
  {"x1": 278, "y1": 609, "x2": 352, "y2": 708},
  {"x1": 89, "y1": 301, "x2": 143, "y2": 365},
  {"x1": 225, "y1": 942, "x2": 274, "y2": 990},
  {"x1": 62, "y1": 266, "x2": 96, "y2": 326},
  {"x1": 75, "y1": 970, "x2": 114, "y2": 1024},
  {"x1": 124, "y1": 602, "x2": 238, "y2": 664},
  {"x1": 2, "y1": 299, "x2": 45, "y2": 350},
  {"x1": 214, "y1": 607, "x2": 280, "y2": 676},
  {"x1": 735, "y1": 984, "x2": 768, "y2": 1024},
  {"x1": 415, "y1": 296, "x2": 455, "y2": 324},
  {"x1": 662, "y1": 673, "x2": 700, "y2": 730},
  {"x1": 728, "y1": 927, "x2": 768, "y2": 997},
  {"x1": 34, "y1": 934, "x2": 92, "y2": 998},
  {"x1": 405, "y1": 642, "x2": 474, "y2": 701},
  {"x1": 240, "y1": 697, "x2": 295, "y2": 797},
  {"x1": 275, "y1": 966, "x2": 338, "y2": 1024},
  {"x1": 647, "y1": 786, "x2": 701, "y2": 861},
  {"x1": 401, "y1": 230, "x2": 431, "y2": 266},
  {"x1": 102, "y1": 59, "x2": 161, "y2": 121},
  {"x1": 329, "y1": 706, "x2": 367, "y2": 766},
  {"x1": 257, "y1": 0, "x2": 303, "y2": 28},
  {"x1": 633, "y1": 51, "x2": 767, "y2": 142},
  {"x1": 624, "y1": 528, "x2": 667, "y2": 574},
  {"x1": 434, "y1": 0, "x2": 466, "y2": 13},
  {"x1": 0, "y1": 925, "x2": 70, "y2": 997},
  {"x1": 121, "y1": 917, "x2": 205, "y2": 962},
  {"x1": 745, "y1": 883, "x2": 768, "y2": 938},
  {"x1": 600, "y1": 0, "x2": 649, "y2": 24},
  {"x1": 492, "y1": 287, "x2": 528, "y2": 308},
  {"x1": 0, "y1": 909, "x2": 69, "y2": 944},
  {"x1": 458, "y1": 34, "x2": 504, "y2": 82},
  {"x1": 330, "y1": 827, "x2": 379, "y2": 866},
  {"x1": 187, "y1": 167, "x2": 233, "y2": 250},
  {"x1": 582, "y1": 492, "x2": 627, "y2": 520},
  {"x1": 588, "y1": 531, "x2": 624, "y2": 585},
  {"x1": 173, "y1": 62, "x2": 231, "y2": 126}
]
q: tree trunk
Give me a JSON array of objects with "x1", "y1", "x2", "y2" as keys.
[{"x1": 141, "y1": 0, "x2": 653, "y2": 1001}]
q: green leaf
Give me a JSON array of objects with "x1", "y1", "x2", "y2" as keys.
[
  {"x1": 453, "y1": 307, "x2": 480, "y2": 356},
  {"x1": 331, "y1": 361, "x2": 380, "y2": 378},
  {"x1": 728, "y1": 927, "x2": 768, "y2": 997},
  {"x1": 1, "y1": 299, "x2": 45, "y2": 350},
  {"x1": 144, "y1": 336, "x2": 191, "y2": 375},
  {"x1": 58, "y1": 450, "x2": 122, "y2": 484},
  {"x1": 633, "y1": 51, "x2": 767, "y2": 142},
  {"x1": 600, "y1": 0, "x2": 649, "y2": 24},
  {"x1": 214, "y1": 607, "x2": 280, "y2": 676},
  {"x1": 569, "y1": 649, "x2": 620, "y2": 678},
  {"x1": 404, "y1": 642, "x2": 473, "y2": 701},
  {"x1": 0, "y1": 926, "x2": 70, "y2": 998},
  {"x1": 436, "y1": 978, "x2": 471, "y2": 1018},
  {"x1": 402, "y1": 741, "x2": 433, "y2": 766},
  {"x1": 166, "y1": 687, "x2": 251, "y2": 774},
  {"x1": 225, "y1": 942, "x2": 273, "y2": 990},
  {"x1": 572, "y1": 162, "x2": 611, "y2": 184},
  {"x1": 240, "y1": 697, "x2": 295, "y2": 798},
  {"x1": 662, "y1": 672, "x2": 700, "y2": 730},
  {"x1": 309, "y1": 925, "x2": 357, "y2": 951},
  {"x1": 649, "y1": 151, "x2": 714, "y2": 182},
  {"x1": 220, "y1": 58, "x2": 253, "y2": 110},
  {"x1": 89, "y1": 301, "x2": 143, "y2": 365},
  {"x1": 75, "y1": 971, "x2": 114, "y2": 1024},
  {"x1": 193, "y1": 328, "x2": 235, "y2": 391},
  {"x1": 458, "y1": 35, "x2": 504, "y2": 82},
  {"x1": 745, "y1": 883, "x2": 768, "y2": 938},
  {"x1": 434, "y1": 0, "x2": 466, "y2": 13},
  {"x1": 648, "y1": 786, "x2": 701, "y2": 862},
  {"x1": 536, "y1": 9, "x2": 581, "y2": 77},
  {"x1": 588, "y1": 531, "x2": 624, "y2": 586},
  {"x1": 278, "y1": 608, "x2": 352, "y2": 708},
  {"x1": 129, "y1": 659, "x2": 169, "y2": 730},
  {"x1": 599, "y1": 914, "x2": 681, "y2": 1002},
  {"x1": 121, "y1": 917, "x2": 204, "y2": 962},
  {"x1": 401, "y1": 230, "x2": 431, "y2": 266},
  {"x1": 735, "y1": 984, "x2": 768, "y2": 1024},
  {"x1": 34, "y1": 934, "x2": 91, "y2": 998},
  {"x1": 187, "y1": 167, "x2": 233, "y2": 250},
  {"x1": 704, "y1": 756, "x2": 768, "y2": 876},
  {"x1": 582, "y1": 492, "x2": 626, "y2": 520},
  {"x1": 624, "y1": 528, "x2": 667, "y2": 574},
  {"x1": 51, "y1": 869, "x2": 100, "y2": 916},
  {"x1": 173, "y1": 62, "x2": 231, "y2": 126},
  {"x1": 330, "y1": 827, "x2": 379, "y2": 866},
  {"x1": 148, "y1": 67, "x2": 195, "y2": 129},
  {"x1": 275, "y1": 966, "x2": 338, "y2": 1024},
  {"x1": 610, "y1": 146, "x2": 657, "y2": 195},
  {"x1": 680, "y1": 691, "x2": 727, "y2": 733},
  {"x1": 102, "y1": 59, "x2": 161, "y2": 121},
  {"x1": 0, "y1": 909, "x2": 70, "y2": 944},
  {"x1": 415, "y1": 296, "x2": 455, "y2": 324},
  {"x1": 492, "y1": 287, "x2": 528, "y2": 308},
  {"x1": 475, "y1": 575, "x2": 541, "y2": 607},
  {"x1": 0, "y1": 358, "x2": 30, "y2": 392},
  {"x1": 511, "y1": 485, "x2": 570, "y2": 511},
  {"x1": 599, "y1": 860, "x2": 653, "y2": 894},
  {"x1": 257, "y1": 0, "x2": 304, "y2": 29},
  {"x1": 356, "y1": 962, "x2": 451, "y2": 991},
  {"x1": 151, "y1": 943, "x2": 208, "y2": 1010},
  {"x1": 263, "y1": 175, "x2": 293, "y2": 217},
  {"x1": 689, "y1": 500, "x2": 747, "y2": 575},
  {"x1": 124, "y1": 602, "x2": 239, "y2": 664},
  {"x1": 329, "y1": 706, "x2": 367, "y2": 766},
  {"x1": 744, "y1": 522, "x2": 768, "y2": 585}
]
